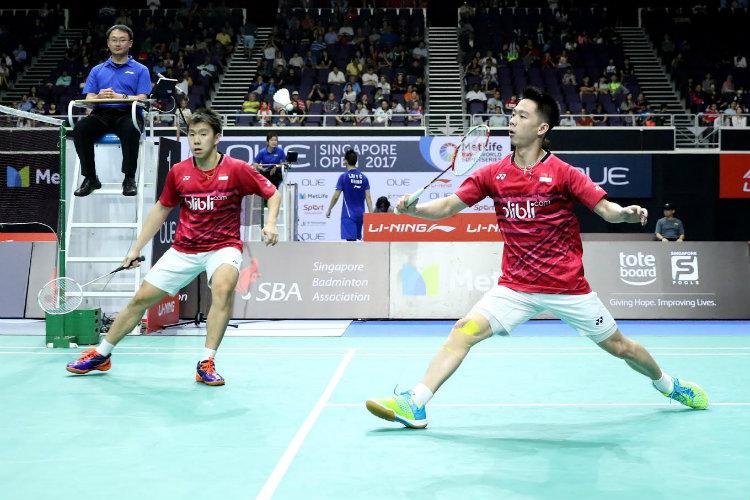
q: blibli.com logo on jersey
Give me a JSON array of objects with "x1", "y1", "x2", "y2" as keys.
[
  {"x1": 502, "y1": 200, "x2": 551, "y2": 219},
  {"x1": 185, "y1": 195, "x2": 214, "y2": 211},
  {"x1": 401, "y1": 263, "x2": 439, "y2": 296}
]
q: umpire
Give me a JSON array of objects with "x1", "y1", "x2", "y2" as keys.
[{"x1": 73, "y1": 25, "x2": 152, "y2": 197}]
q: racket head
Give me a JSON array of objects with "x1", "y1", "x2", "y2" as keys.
[
  {"x1": 451, "y1": 124, "x2": 491, "y2": 176},
  {"x1": 38, "y1": 277, "x2": 83, "y2": 315}
]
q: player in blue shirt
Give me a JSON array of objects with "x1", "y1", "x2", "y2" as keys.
[
  {"x1": 325, "y1": 149, "x2": 374, "y2": 240},
  {"x1": 73, "y1": 24, "x2": 152, "y2": 198},
  {"x1": 253, "y1": 133, "x2": 287, "y2": 188}
]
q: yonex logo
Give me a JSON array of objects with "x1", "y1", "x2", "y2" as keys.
[
  {"x1": 6, "y1": 165, "x2": 30, "y2": 188},
  {"x1": 595, "y1": 316, "x2": 603, "y2": 326},
  {"x1": 496, "y1": 173, "x2": 506, "y2": 180},
  {"x1": 182, "y1": 175, "x2": 191, "y2": 181}
]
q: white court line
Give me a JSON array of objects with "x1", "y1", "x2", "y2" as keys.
[
  {"x1": 1, "y1": 345, "x2": 749, "y2": 351},
  {"x1": 2, "y1": 351, "x2": 750, "y2": 358},
  {"x1": 327, "y1": 402, "x2": 750, "y2": 408},
  {"x1": 256, "y1": 348, "x2": 356, "y2": 500}
]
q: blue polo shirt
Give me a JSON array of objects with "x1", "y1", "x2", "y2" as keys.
[
  {"x1": 254, "y1": 146, "x2": 286, "y2": 165},
  {"x1": 83, "y1": 56, "x2": 152, "y2": 108}
]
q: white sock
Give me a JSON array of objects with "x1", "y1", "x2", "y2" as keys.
[
  {"x1": 652, "y1": 371, "x2": 674, "y2": 394},
  {"x1": 411, "y1": 383, "x2": 434, "y2": 406},
  {"x1": 95, "y1": 339, "x2": 115, "y2": 357},
  {"x1": 202, "y1": 348, "x2": 217, "y2": 361}
]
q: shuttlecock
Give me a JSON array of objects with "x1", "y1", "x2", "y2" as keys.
[{"x1": 273, "y1": 88, "x2": 294, "y2": 113}]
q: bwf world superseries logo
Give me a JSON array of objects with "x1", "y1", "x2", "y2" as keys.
[{"x1": 671, "y1": 251, "x2": 699, "y2": 285}]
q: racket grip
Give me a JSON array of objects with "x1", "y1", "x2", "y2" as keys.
[
  {"x1": 394, "y1": 189, "x2": 424, "y2": 215},
  {"x1": 112, "y1": 255, "x2": 145, "y2": 273}
]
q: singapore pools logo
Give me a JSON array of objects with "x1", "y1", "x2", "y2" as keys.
[
  {"x1": 401, "y1": 262, "x2": 439, "y2": 296},
  {"x1": 671, "y1": 251, "x2": 699, "y2": 285},
  {"x1": 438, "y1": 142, "x2": 458, "y2": 162},
  {"x1": 619, "y1": 252, "x2": 657, "y2": 286}
]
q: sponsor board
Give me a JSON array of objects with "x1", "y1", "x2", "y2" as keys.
[
  {"x1": 719, "y1": 153, "x2": 750, "y2": 198},
  {"x1": 364, "y1": 213, "x2": 501, "y2": 241},
  {"x1": 230, "y1": 242, "x2": 389, "y2": 318}
]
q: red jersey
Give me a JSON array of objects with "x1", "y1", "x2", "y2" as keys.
[
  {"x1": 159, "y1": 154, "x2": 277, "y2": 253},
  {"x1": 455, "y1": 151, "x2": 606, "y2": 294}
]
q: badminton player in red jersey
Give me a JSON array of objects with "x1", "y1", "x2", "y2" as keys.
[
  {"x1": 66, "y1": 109, "x2": 280, "y2": 385},
  {"x1": 366, "y1": 87, "x2": 707, "y2": 428}
]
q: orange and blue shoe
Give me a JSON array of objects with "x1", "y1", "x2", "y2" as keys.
[
  {"x1": 66, "y1": 349, "x2": 112, "y2": 374},
  {"x1": 196, "y1": 358, "x2": 225, "y2": 386}
]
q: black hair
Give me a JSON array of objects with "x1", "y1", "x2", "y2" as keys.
[
  {"x1": 266, "y1": 133, "x2": 278, "y2": 142},
  {"x1": 344, "y1": 149, "x2": 357, "y2": 166},
  {"x1": 188, "y1": 108, "x2": 223, "y2": 135},
  {"x1": 521, "y1": 86, "x2": 560, "y2": 148},
  {"x1": 106, "y1": 25, "x2": 134, "y2": 41},
  {"x1": 375, "y1": 196, "x2": 390, "y2": 211}
]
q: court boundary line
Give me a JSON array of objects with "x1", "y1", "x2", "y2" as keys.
[
  {"x1": 326, "y1": 402, "x2": 750, "y2": 408},
  {"x1": 1, "y1": 345, "x2": 748, "y2": 351},
  {"x1": 256, "y1": 348, "x2": 356, "y2": 500},
  {"x1": 2, "y1": 351, "x2": 749, "y2": 358}
]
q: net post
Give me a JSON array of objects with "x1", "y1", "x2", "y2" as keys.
[{"x1": 58, "y1": 124, "x2": 66, "y2": 279}]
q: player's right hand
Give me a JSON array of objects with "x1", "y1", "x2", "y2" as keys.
[
  {"x1": 396, "y1": 194, "x2": 418, "y2": 215},
  {"x1": 122, "y1": 252, "x2": 142, "y2": 269}
]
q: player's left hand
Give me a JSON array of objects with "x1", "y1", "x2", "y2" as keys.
[
  {"x1": 261, "y1": 224, "x2": 279, "y2": 246},
  {"x1": 622, "y1": 205, "x2": 648, "y2": 226}
]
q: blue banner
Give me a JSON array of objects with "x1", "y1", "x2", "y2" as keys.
[
  {"x1": 215, "y1": 135, "x2": 511, "y2": 173},
  {"x1": 558, "y1": 154, "x2": 652, "y2": 198}
]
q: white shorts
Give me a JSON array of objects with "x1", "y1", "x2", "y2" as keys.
[
  {"x1": 473, "y1": 285, "x2": 618, "y2": 343},
  {"x1": 144, "y1": 246, "x2": 243, "y2": 296}
]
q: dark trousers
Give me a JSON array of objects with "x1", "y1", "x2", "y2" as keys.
[{"x1": 73, "y1": 107, "x2": 143, "y2": 178}]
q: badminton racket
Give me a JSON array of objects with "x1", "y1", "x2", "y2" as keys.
[
  {"x1": 38, "y1": 256, "x2": 145, "y2": 315},
  {"x1": 395, "y1": 124, "x2": 490, "y2": 214}
]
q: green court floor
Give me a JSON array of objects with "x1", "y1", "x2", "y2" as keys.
[{"x1": 0, "y1": 334, "x2": 748, "y2": 499}]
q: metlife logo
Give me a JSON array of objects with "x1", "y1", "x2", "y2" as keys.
[
  {"x1": 5, "y1": 166, "x2": 59, "y2": 188},
  {"x1": 671, "y1": 251, "x2": 700, "y2": 285},
  {"x1": 618, "y1": 251, "x2": 657, "y2": 286}
]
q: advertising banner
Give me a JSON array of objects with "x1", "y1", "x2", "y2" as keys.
[
  {"x1": 388, "y1": 241, "x2": 750, "y2": 320},
  {"x1": 216, "y1": 135, "x2": 511, "y2": 173},
  {"x1": 719, "y1": 153, "x2": 750, "y2": 198},
  {"x1": 364, "y1": 213, "x2": 501, "y2": 241},
  {"x1": 389, "y1": 242, "x2": 502, "y2": 318},
  {"x1": 0, "y1": 151, "x2": 60, "y2": 233},
  {"x1": 583, "y1": 241, "x2": 750, "y2": 319},
  {"x1": 557, "y1": 154, "x2": 652, "y2": 198},
  {"x1": 231, "y1": 241, "x2": 390, "y2": 318}
]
